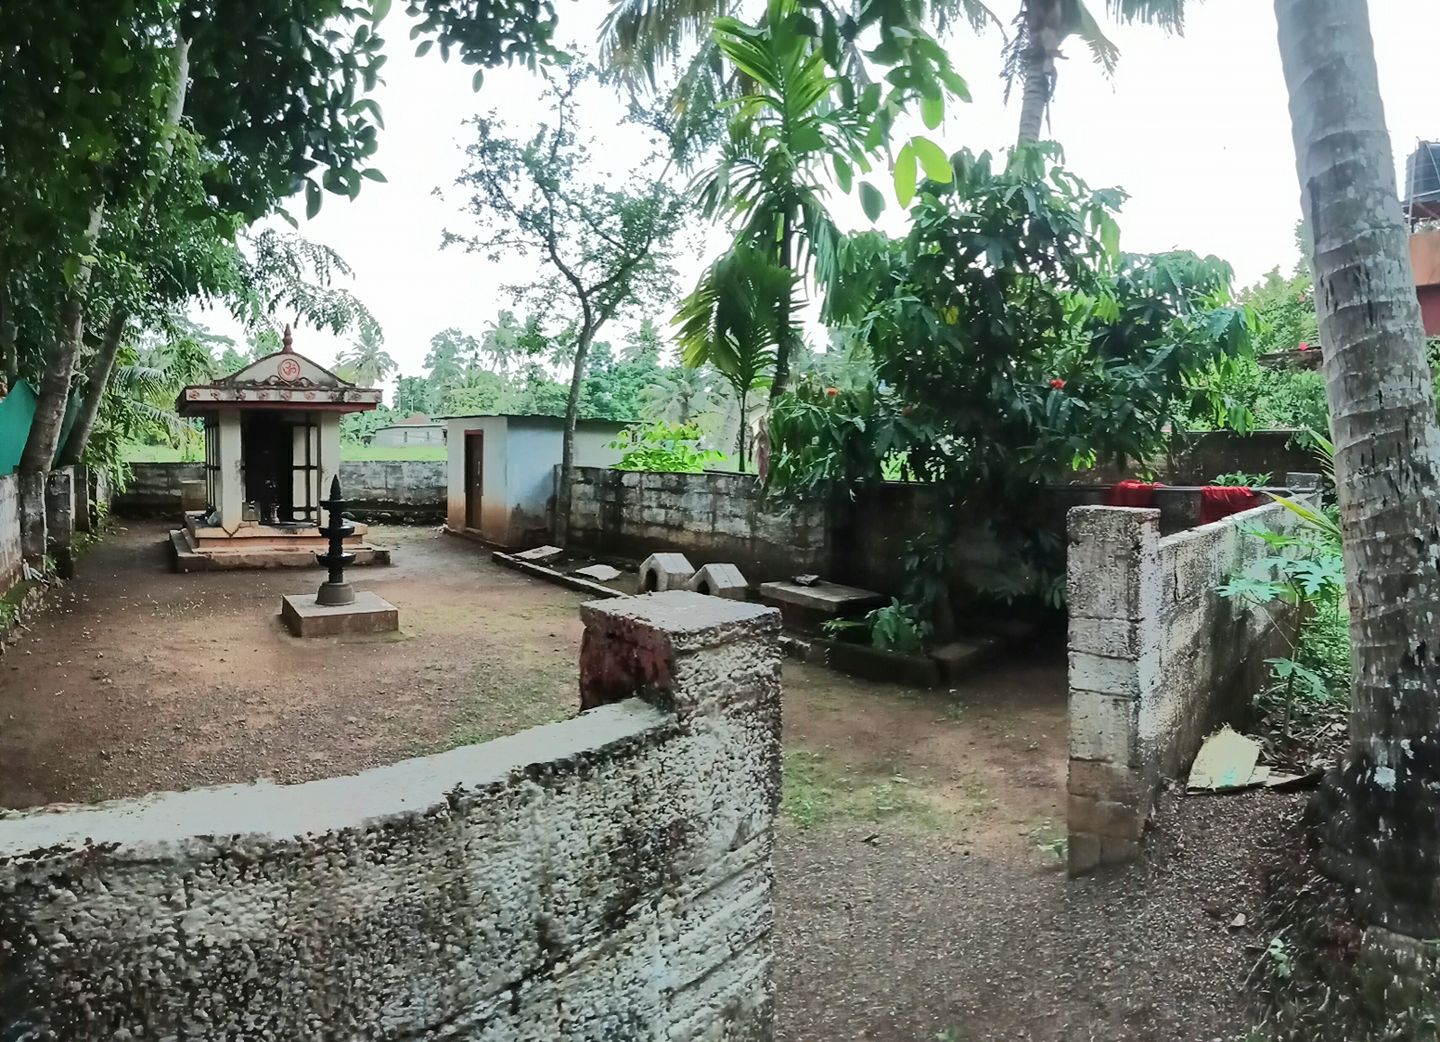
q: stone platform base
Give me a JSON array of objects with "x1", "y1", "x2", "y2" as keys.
[
  {"x1": 280, "y1": 591, "x2": 400, "y2": 638},
  {"x1": 171, "y1": 529, "x2": 391, "y2": 572}
]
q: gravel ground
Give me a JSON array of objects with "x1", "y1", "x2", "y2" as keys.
[{"x1": 775, "y1": 789, "x2": 1306, "y2": 1041}]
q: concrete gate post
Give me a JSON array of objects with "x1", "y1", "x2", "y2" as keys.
[
  {"x1": 15, "y1": 471, "x2": 47, "y2": 569},
  {"x1": 45, "y1": 467, "x2": 75, "y2": 578}
]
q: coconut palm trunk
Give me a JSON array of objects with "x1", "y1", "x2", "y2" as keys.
[
  {"x1": 1015, "y1": 2, "x2": 1062, "y2": 145},
  {"x1": 1277, "y1": 0, "x2": 1440, "y2": 937}
]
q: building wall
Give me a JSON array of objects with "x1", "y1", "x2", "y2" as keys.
[
  {"x1": 372, "y1": 425, "x2": 445, "y2": 447},
  {"x1": 1064, "y1": 501, "x2": 1306, "y2": 875},
  {"x1": 445, "y1": 416, "x2": 510, "y2": 540},
  {"x1": 566, "y1": 467, "x2": 830, "y2": 581},
  {"x1": 116, "y1": 461, "x2": 446, "y2": 523},
  {"x1": 0, "y1": 593, "x2": 783, "y2": 1042},
  {"x1": 0, "y1": 473, "x2": 20, "y2": 590}
]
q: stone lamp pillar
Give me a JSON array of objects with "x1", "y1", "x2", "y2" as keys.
[
  {"x1": 280, "y1": 475, "x2": 399, "y2": 637},
  {"x1": 315, "y1": 476, "x2": 357, "y2": 607}
]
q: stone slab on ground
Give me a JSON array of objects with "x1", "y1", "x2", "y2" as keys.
[
  {"x1": 573, "y1": 563, "x2": 622, "y2": 582},
  {"x1": 171, "y1": 529, "x2": 391, "y2": 572},
  {"x1": 515, "y1": 545, "x2": 563, "y2": 562},
  {"x1": 759, "y1": 579, "x2": 886, "y2": 615},
  {"x1": 931, "y1": 637, "x2": 1002, "y2": 683},
  {"x1": 280, "y1": 591, "x2": 400, "y2": 637}
]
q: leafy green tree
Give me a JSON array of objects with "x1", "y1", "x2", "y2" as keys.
[
  {"x1": 770, "y1": 147, "x2": 1250, "y2": 614},
  {"x1": 445, "y1": 64, "x2": 686, "y2": 543},
  {"x1": 423, "y1": 327, "x2": 477, "y2": 398},
  {"x1": 440, "y1": 370, "x2": 510, "y2": 415},
  {"x1": 393, "y1": 375, "x2": 433, "y2": 414}
]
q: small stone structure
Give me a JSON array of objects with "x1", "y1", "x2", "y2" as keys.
[
  {"x1": 638, "y1": 551, "x2": 695, "y2": 593},
  {"x1": 0, "y1": 592, "x2": 782, "y2": 1040},
  {"x1": 687, "y1": 562, "x2": 749, "y2": 599},
  {"x1": 280, "y1": 477, "x2": 399, "y2": 637},
  {"x1": 1065, "y1": 500, "x2": 1307, "y2": 875}
]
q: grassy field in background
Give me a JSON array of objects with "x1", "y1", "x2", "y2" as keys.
[{"x1": 122, "y1": 442, "x2": 447, "y2": 463}]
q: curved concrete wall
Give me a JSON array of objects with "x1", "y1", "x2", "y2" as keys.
[{"x1": 0, "y1": 592, "x2": 782, "y2": 1042}]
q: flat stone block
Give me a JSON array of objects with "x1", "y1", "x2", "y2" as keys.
[
  {"x1": 1068, "y1": 690, "x2": 1138, "y2": 764},
  {"x1": 281, "y1": 591, "x2": 399, "y2": 638},
  {"x1": 573, "y1": 564, "x2": 622, "y2": 582},
  {"x1": 758, "y1": 580, "x2": 886, "y2": 615},
  {"x1": 515, "y1": 545, "x2": 563, "y2": 562}
]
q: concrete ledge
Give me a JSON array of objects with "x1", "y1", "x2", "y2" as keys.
[
  {"x1": 280, "y1": 591, "x2": 399, "y2": 637},
  {"x1": 170, "y1": 529, "x2": 391, "y2": 572}
]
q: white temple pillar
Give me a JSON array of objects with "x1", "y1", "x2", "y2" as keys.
[
  {"x1": 318, "y1": 413, "x2": 342, "y2": 528},
  {"x1": 216, "y1": 408, "x2": 244, "y2": 532}
]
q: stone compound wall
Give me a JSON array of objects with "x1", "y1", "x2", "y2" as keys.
[
  {"x1": 0, "y1": 473, "x2": 19, "y2": 590},
  {"x1": 0, "y1": 592, "x2": 783, "y2": 1041},
  {"x1": 567, "y1": 467, "x2": 830, "y2": 582},
  {"x1": 1065, "y1": 501, "x2": 1305, "y2": 875},
  {"x1": 337, "y1": 459, "x2": 447, "y2": 522},
  {"x1": 115, "y1": 461, "x2": 446, "y2": 522}
]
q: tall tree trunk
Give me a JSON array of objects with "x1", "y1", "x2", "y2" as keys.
[
  {"x1": 20, "y1": 202, "x2": 104, "y2": 474},
  {"x1": 1016, "y1": 2, "x2": 1062, "y2": 145},
  {"x1": 1277, "y1": 0, "x2": 1440, "y2": 938},
  {"x1": 554, "y1": 323, "x2": 597, "y2": 547},
  {"x1": 56, "y1": 309, "x2": 125, "y2": 467},
  {"x1": 770, "y1": 213, "x2": 795, "y2": 405},
  {"x1": 0, "y1": 277, "x2": 16, "y2": 389},
  {"x1": 735, "y1": 388, "x2": 748, "y2": 472},
  {"x1": 58, "y1": 35, "x2": 191, "y2": 469}
]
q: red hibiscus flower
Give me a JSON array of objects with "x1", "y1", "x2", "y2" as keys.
[
  {"x1": 1049, "y1": 378, "x2": 1066, "y2": 389},
  {"x1": 1298, "y1": 341, "x2": 1310, "y2": 352},
  {"x1": 825, "y1": 387, "x2": 839, "y2": 397}
]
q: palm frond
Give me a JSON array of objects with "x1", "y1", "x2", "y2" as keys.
[
  {"x1": 1103, "y1": 0, "x2": 1189, "y2": 32},
  {"x1": 1065, "y1": 0, "x2": 1121, "y2": 76},
  {"x1": 600, "y1": 0, "x2": 735, "y2": 87}
]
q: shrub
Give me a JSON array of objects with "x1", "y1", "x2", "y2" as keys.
[{"x1": 609, "y1": 421, "x2": 722, "y2": 473}]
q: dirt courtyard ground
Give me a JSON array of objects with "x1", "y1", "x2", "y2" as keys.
[{"x1": 0, "y1": 521, "x2": 1285, "y2": 1040}]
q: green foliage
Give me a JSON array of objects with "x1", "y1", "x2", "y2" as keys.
[
  {"x1": 1213, "y1": 470, "x2": 1272, "y2": 487},
  {"x1": 341, "y1": 406, "x2": 397, "y2": 445},
  {"x1": 609, "y1": 421, "x2": 722, "y2": 472},
  {"x1": 825, "y1": 598, "x2": 932, "y2": 654},
  {"x1": 335, "y1": 323, "x2": 395, "y2": 388},
  {"x1": 765, "y1": 147, "x2": 1252, "y2": 628}
]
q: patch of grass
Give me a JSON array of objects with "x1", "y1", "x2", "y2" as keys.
[
  {"x1": 123, "y1": 442, "x2": 203, "y2": 463},
  {"x1": 1027, "y1": 819, "x2": 1067, "y2": 863},
  {"x1": 340, "y1": 444, "x2": 447, "y2": 461},
  {"x1": 442, "y1": 658, "x2": 575, "y2": 749},
  {"x1": 781, "y1": 748, "x2": 940, "y2": 830}
]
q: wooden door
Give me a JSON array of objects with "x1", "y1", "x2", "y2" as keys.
[{"x1": 465, "y1": 431, "x2": 484, "y2": 530}]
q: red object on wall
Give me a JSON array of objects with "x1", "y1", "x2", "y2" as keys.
[
  {"x1": 1418, "y1": 284, "x2": 1440, "y2": 336},
  {"x1": 1200, "y1": 486, "x2": 1261, "y2": 524},
  {"x1": 1107, "y1": 480, "x2": 1162, "y2": 507}
]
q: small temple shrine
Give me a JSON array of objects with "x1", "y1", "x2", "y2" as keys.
[{"x1": 169, "y1": 327, "x2": 390, "y2": 570}]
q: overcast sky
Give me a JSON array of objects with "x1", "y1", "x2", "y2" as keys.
[{"x1": 203, "y1": 0, "x2": 1434, "y2": 388}]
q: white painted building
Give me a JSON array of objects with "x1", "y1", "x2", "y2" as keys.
[{"x1": 443, "y1": 414, "x2": 627, "y2": 547}]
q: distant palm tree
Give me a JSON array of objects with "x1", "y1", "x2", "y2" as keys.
[
  {"x1": 1004, "y1": 0, "x2": 1192, "y2": 145},
  {"x1": 642, "y1": 366, "x2": 714, "y2": 425},
  {"x1": 677, "y1": 245, "x2": 794, "y2": 467},
  {"x1": 337, "y1": 323, "x2": 395, "y2": 388}
]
